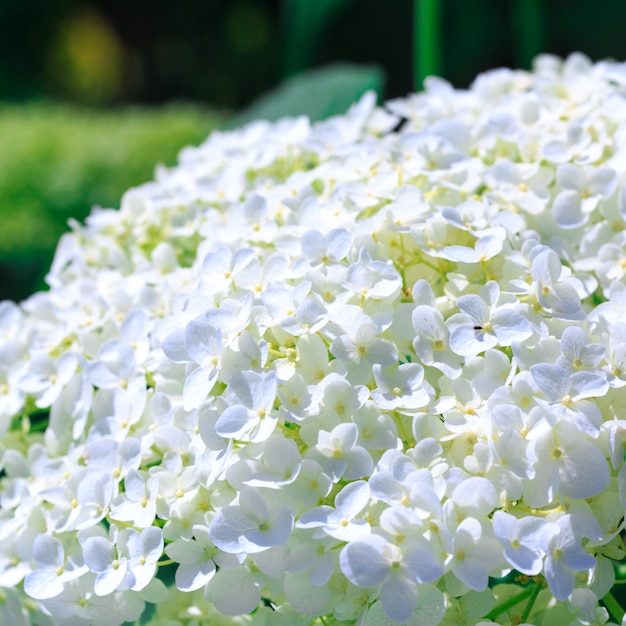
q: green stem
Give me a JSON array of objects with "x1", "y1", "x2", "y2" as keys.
[
  {"x1": 486, "y1": 584, "x2": 535, "y2": 620},
  {"x1": 413, "y1": 0, "x2": 442, "y2": 90},
  {"x1": 520, "y1": 581, "x2": 542, "y2": 623},
  {"x1": 602, "y1": 591, "x2": 626, "y2": 624},
  {"x1": 510, "y1": 0, "x2": 548, "y2": 70},
  {"x1": 394, "y1": 412, "x2": 413, "y2": 446}
]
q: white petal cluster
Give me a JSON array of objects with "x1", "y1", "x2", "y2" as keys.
[{"x1": 3, "y1": 53, "x2": 626, "y2": 625}]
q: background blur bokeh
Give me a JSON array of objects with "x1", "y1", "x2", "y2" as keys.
[{"x1": 2, "y1": 0, "x2": 626, "y2": 301}]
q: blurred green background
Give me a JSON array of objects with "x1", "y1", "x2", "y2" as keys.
[{"x1": 2, "y1": 0, "x2": 626, "y2": 301}]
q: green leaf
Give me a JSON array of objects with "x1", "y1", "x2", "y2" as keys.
[
  {"x1": 227, "y1": 63, "x2": 385, "y2": 128},
  {"x1": 283, "y1": 572, "x2": 329, "y2": 615},
  {"x1": 412, "y1": 584, "x2": 446, "y2": 626},
  {"x1": 589, "y1": 554, "x2": 616, "y2": 600},
  {"x1": 601, "y1": 545, "x2": 625, "y2": 561},
  {"x1": 281, "y1": 0, "x2": 357, "y2": 77},
  {"x1": 138, "y1": 577, "x2": 170, "y2": 604},
  {"x1": 460, "y1": 589, "x2": 495, "y2": 619},
  {"x1": 441, "y1": 570, "x2": 470, "y2": 597}
]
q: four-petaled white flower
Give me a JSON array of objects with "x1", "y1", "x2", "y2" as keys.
[
  {"x1": 296, "y1": 480, "x2": 371, "y2": 541},
  {"x1": 210, "y1": 485, "x2": 294, "y2": 554},
  {"x1": 340, "y1": 533, "x2": 443, "y2": 622}
]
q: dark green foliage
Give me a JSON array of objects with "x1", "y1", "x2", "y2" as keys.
[{"x1": 281, "y1": 0, "x2": 357, "y2": 77}]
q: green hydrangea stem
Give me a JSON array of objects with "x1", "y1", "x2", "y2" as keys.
[
  {"x1": 486, "y1": 584, "x2": 536, "y2": 620},
  {"x1": 521, "y1": 581, "x2": 542, "y2": 623},
  {"x1": 511, "y1": 0, "x2": 547, "y2": 69},
  {"x1": 602, "y1": 591, "x2": 626, "y2": 624},
  {"x1": 413, "y1": 0, "x2": 442, "y2": 90}
]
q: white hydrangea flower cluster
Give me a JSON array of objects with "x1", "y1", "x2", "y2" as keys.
[{"x1": 2, "y1": 52, "x2": 626, "y2": 625}]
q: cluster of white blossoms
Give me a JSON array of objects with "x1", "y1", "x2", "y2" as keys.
[{"x1": 3, "y1": 52, "x2": 626, "y2": 626}]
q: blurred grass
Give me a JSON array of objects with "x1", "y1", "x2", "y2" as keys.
[{"x1": 0, "y1": 101, "x2": 223, "y2": 300}]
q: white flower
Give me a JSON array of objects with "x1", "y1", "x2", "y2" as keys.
[
  {"x1": 543, "y1": 515, "x2": 597, "y2": 601},
  {"x1": 309, "y1": 422, "x2": 373, "y2": 481},
  {"x1": 162, "y1": 320, "x2": 222, "y2": 411},
  {"x1": 6, "y1": 53, "x2": 626, "y2": 625},
  {"x1": 530, "y1": 363, "x2": 608, "y2": 437},
  {"x1": 340, "y1": 533, "x2": 443, "y2": 622},
  {"x1": 569, "y1": 588, "x2": 611, "y2": 626},
  {"x1": 372, "y1": 361, "x2": 431, "y2": 412},
  {"x1": 297, "y1": 228, "x2": 352, "y2": 269},
  {"x1": 279, "y1": 294, "x2": 328, "y2": 336},
  {"x1": 296, "y1": 480, "x2": 371, "y2": 541},
  {"x1": 448, "y1": 282, "x2": 533, "y2": 357},
  {"x1": 412, "y1": 305, "x2": 462, "y2": 378},
  {"x1": 214, "y1": 370, "x2": 278, "y2": 442},
  {"x1": 449, "y1": 517, "x2": 504, "y2": 592},
  {"x1": 285, "y1": 536, "x2": 335, "y2": 586},
  {"x1": 0, "y1": 586, "x2": 29, "y2": 626},
  {"x1": 109, "y1": 469, "x2": 159, "y2": 528},
  {"x1": 209, "y1": 485, "x2": 293, "y2": 554},
  {"x1": 40, "y1": 574, "x2": 145, "y2": 625},
  {"x1": 18, "y1": 352, "x2": 78, "y2": 409},
  {"x1": 206, "y1": 564, "x2": 264, "y2": 616},
  {"x1": 556, "y1": 326, "x2": 606, "y2": 374},
  {"x1": 552, "y1": 164, "x2": 617, "y2": 228},
  {"x1": 530, "y1": 249, "x2": 585, "y2": 321},
  {"x1": 199, "y1": 246, "x2": 258, "y2": 297},
  {"x1": 82, "y1": 526, "x2": 163, "y2": 595},
  {"x1": 82, "y1": 530, "x2": 132, "y2": 596},
  {"x1": 492, "y1": 511, "x2": 548, "y2": 575},
  {"x1": 243, "y1": 434, "x2": 302, "y2": 488},
  {"x1": 524, "y1": 421, "x2": 610, "y2": 507},
  {"x1": 87, "y1": 340, "x2": 142, "y2": 391},
  {"x1": 344, "y1": 248, "x2": 402, "y2": 300},
  {"x1": 165, "y1": 524, "x2": 237, "y2": 592},
  {"x1": 330, "y1": 312, "x2": 397, "y2": 384},
  {"x1": 24, "y1": 535, "x2": 87, "y2": 600}
]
